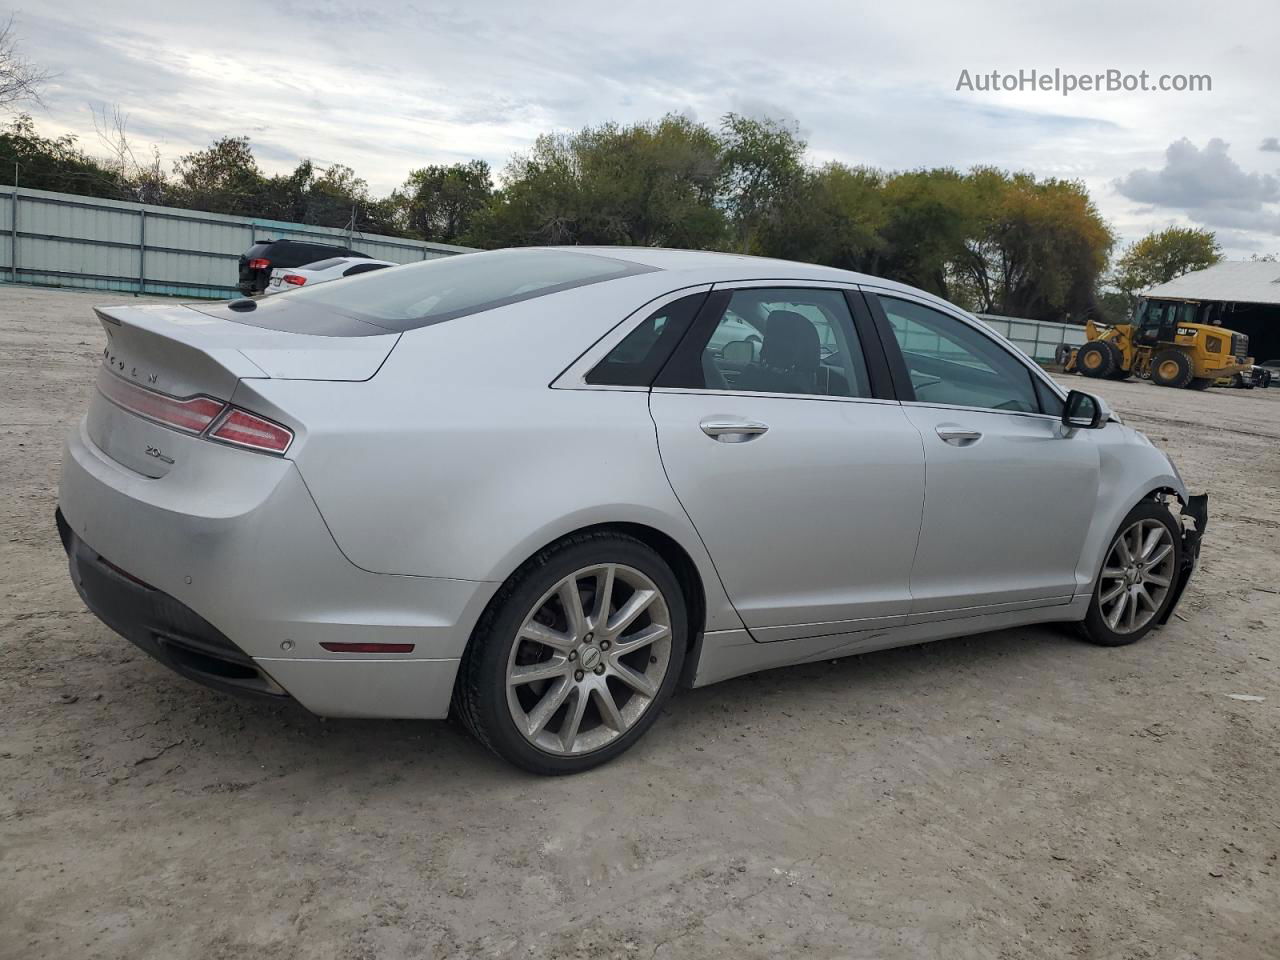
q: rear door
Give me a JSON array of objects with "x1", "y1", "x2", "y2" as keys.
[
  {"x1": 648, "y1": 284, "x2": 926, "y2": 641},
  {"x1": 866, "y1": 291, "x2": 1099, "y2": 619}
]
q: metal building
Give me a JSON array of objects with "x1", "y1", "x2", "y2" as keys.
[
  {"x1": 0, "y1": 186, "x2": 473, "y2": 299},
  {"x1": 1144, "y1": 261, "x2": 1280, "y2": 364}
]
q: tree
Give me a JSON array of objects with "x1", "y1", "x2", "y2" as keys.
[
  {"x1": 0, "y1": 17, "x2": 49, "y2": 113},
  {"x1": 395, "y1": 161, "x2": 493, "y2": 243},
  {"x1": 952, "y1": 169, "x2": 1114, "y2": 321},
  {"x1": 757, "y1": 162, "x2": 884, "y2": 270},
  {"x1": 171, "y1": 136, "x2": 265, "y2": 215},
  {"x1": 717, "y1": 113, "x2": 807, "y2": 253},
  {"x1": 0, "y1": 114, "x2": 116, "y2": 196},
  {"x1": 471, "y1": 115, "x2": 725, "y2": 249},
  {"x1": 1112, "y1": 227, "x2": 1223, "y2": 299}
]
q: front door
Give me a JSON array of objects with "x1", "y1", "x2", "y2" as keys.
[{"x1": 870, "y1": 292, "x2": 1100, "y2": 619}]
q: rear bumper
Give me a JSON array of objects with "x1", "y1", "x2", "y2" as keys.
[
  {"x1": 57, "y1": 418, "x2": 499, "y2": 717},
  {"x1": 1158, "y1": 493, "x2": 1208, "y2": 626},
  {"x1": 59, "y1": 508, "x2": 290, "y2": 702}
]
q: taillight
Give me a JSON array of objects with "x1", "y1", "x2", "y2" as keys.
[
  {"x1": 209, "y1": 409, "x2": 294, "y2": 454},
  {"x1": 283, "y1": 274, "x2": 306, "y2": 286},
  {"x1": 248, "y1": 258, "x2": 271, "y2": 270},
  {"x1": 97, "y1": 370, "x2": 226, "y2": 434},
  {"x1": 97, "y1": 369, "x2": 293, "y2": 455}
]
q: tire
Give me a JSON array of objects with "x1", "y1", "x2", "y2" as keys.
[
  {"x1": 1261, "y1": 372, "x2": 1272, "y2": 389},
  {"x1": 1107, "y1": 368, "x2": 1132, "y2": 381},
  {"x1": 1188, "y1": 377, "x2": 1214, "y2": 390},
  {"x1": 1079, "y1": 501, "x2": 1183, "y2": 647},
  {"x1": 1076, "y1": 341, "x2": 1116, "y2": 379},
  {"x1": 453, "y1": 531, "x2": 688, "y2": 775},
  {"x1": 1150, "y1": 349, "x2": 1194, "y2": 388}
]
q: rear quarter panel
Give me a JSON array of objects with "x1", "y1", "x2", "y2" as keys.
[{"x1": 255, "y1": 276, "x2": 745, "y2": 633}]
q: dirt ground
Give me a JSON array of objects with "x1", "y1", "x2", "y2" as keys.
[{"x1": 2, "y1": 284, "x2": 1278, "y2": 960}]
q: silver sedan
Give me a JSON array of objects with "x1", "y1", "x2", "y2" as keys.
[{"x1": 57, "y1": 247, "x2": 1206, "y2": 773}]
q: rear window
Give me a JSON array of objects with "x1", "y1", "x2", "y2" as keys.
[
  {"x1": 279, "y1": 249, "x2": 657, "y2": 332},
  {"x1": 300, "y1": 257, "x2": 348, "y2": 271}
]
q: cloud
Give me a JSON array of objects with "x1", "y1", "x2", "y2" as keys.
[
  {"x1": 1114, "y1": 138, "x2": 1280, "y2": 232},
  {"x1": 1262, "y1": 137, "x2": 1280, "y2": 152}
]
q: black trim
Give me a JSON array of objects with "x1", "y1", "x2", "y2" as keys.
[
  {"x1": 859, "y1": 290, "x2": 916, "y2": 401},
  {"x1": 1157, "y1": 493, "x2": 1208, "y2": 626},
  {"x1": 585, "y1": 291, "x2": 709, "y2": 387},
  {"x1": 844, "y1": 289, "x2": 897, "y2": 401},
  {"x1": 57, "y1": 509, "x2": 290, "y2": 703},
  {"x1": 654, "y1": 289, "x2": 732, "y2": 388}
]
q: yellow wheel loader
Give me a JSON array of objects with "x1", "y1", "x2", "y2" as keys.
[{"x1": 1062, "y1": 298, "x2": 1253, "y2": 390}]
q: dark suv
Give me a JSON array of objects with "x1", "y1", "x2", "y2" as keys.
[{"x1": 238, "y1": 239, "x2": 368, "y2": 296}]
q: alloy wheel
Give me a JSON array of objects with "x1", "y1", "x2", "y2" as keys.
[
  {"x1": 1097, "y1": 518, "x2": 1177, "y2": 635},
  {"x1": 505, "y1": 563, "x2": 672, "y2": 756}
]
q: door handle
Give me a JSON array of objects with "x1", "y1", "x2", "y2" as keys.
[
  {"x1": 700, "y1": 419, "x2": 770, "y2": 442},
  {"x1": 935, "y1": 426, "x2": 983, "y2": 446}
]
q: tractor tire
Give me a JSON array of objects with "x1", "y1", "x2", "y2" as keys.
[
  {"x1": 1151, "y1": 349, "x2": 1195, "y2": 388},
  {"x1": 1054, "y1": 343, "x2": 1074, "y2": 367},
  {"x1": 1188, "y1": 378, "x2": 1214, "y2": 390},
  {"x1": 1076, "y1": 341, "x2": 1117, "y2": 379}
]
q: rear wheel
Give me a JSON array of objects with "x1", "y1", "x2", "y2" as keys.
[
  {"x1": 453, "y1": 532, "x2": 687, "y2": 774},
  {"x1": 1079, "y1": 501, "x2": 1182, "y2": 647},
  {"x1": 1076, "y1": 341, "x2": 1117, "y2": 379},
  {"x1": 1151, "y1": 349, "x2": 1194, "y2": 388}
]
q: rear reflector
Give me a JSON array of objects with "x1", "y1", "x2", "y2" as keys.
[
  {"x1": 209, "y1": 409, "x2": 294, "y2": 454},
  {"x1": 97, "y1": 369, "x2": 226, "y2": 434},
  {"x1": 319, "y1": 642, "x2": 416, "y2": 653},
  {"x1": 248, "y1": 258, "x2": 271, "y2": 270},
  {"x1": 283, "y1": 274, "x2": 306, "y2": 286}
]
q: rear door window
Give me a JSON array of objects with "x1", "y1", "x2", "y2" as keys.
[{"x1": 586, "y1": 293, "x2": 707, "y2": 386}]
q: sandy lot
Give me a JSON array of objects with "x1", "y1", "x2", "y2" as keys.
[{"x1": 2, "y1": 285, "x2": 1278, "y2": 960}]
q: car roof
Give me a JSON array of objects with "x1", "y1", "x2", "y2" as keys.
[{"x1": 540, "y1": 245, "x2": 945, "y2": 304}]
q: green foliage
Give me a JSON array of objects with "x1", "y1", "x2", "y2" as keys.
[
  {"x1": 470, "y1": 115, "x2": 725, "y2": 249},
  {"x1": 395, "y1": 160, "x2": 492, "y2": 243},
  {"x1": 1, "y1": 109, "x2": 1125, "y2": 321},
  {"x1": 0, "y1": 114, "x2": 117, "y2": 195},
  {"x1": 1113, "y1": 226, "x2": 1223, "y2": 297}
]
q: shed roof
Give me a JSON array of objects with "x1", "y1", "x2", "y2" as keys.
[{"x1": 1144, "y1": 260, "x2": 1280, "y2": 305}]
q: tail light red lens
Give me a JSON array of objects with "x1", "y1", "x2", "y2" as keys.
[
  {"x1": 97, "y1": 369, "x2": 226, "y2": 434},
  {"x1": 248, "y1": 258, "x2": 271, "y2": 270},
  {"x1": 283, "y1": 274, "x2": 306, "y2": 286},
  {"x1": 98, "y1": 369, "x2": 293, "y2": 455},
  {"x1": 209, "y1": 409, "x2": 294, "y2": 454}
]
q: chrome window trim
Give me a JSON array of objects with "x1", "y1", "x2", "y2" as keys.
[
  {"x1": 551, "y1": 283, "x2": 714, "y2": 391},
  {"x1": 651, "y1": 386, "x2": 900, "y2": 408},
  {"x1": 859, "y1": 283, "x2": 1070, "y2": 410}
]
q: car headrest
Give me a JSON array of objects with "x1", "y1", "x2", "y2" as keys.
[{"x1": 760, "y1": 310, "x2": 819, "y2": 373}]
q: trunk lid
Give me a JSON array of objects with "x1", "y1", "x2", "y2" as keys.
[{"x1": 88, "y1": 301, "x2": 397, "y2": 476}]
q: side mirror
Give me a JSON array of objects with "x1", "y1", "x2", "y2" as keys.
[{"x1": 1062, "y1": 390, "x2": 1110, "y2": 429}]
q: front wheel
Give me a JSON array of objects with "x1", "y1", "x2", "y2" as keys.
[
  {"x1": 453, "y1": 532, "x2": 687, "y2": 774},
  {"x1": 1079, "y1": 501, "x2": 1182, "y2": 647}
]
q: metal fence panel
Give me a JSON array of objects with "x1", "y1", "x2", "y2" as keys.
[
  {"x1": 0, "y1": 186, "x2": 474, "y2": 298},
  {"x1": 976, "y1": 313, "x2": 1087, "y2": 362}
]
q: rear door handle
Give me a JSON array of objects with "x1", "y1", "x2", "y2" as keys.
[
  {"x1": 700, "y1": 419, "x2": 770, "y2": 442},
  {"x1": 935, "y1": 426, "x2": 983, "y2": 446}
]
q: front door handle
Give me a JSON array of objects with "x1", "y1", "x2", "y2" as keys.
[
  {"x1": 700, "y1": 419, "x2": 770, "y2": 442},
  {"x1": 935, "y1": 426, "x2": 983, "y2": 446}
]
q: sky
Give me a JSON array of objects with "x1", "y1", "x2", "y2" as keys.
[{"x1": 9, "y1": 0, "x2": 1280, "y2": 256}]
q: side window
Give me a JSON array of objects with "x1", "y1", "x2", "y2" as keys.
[
  {"x1": 878, "y1": 296, "x2": 1040, "y2": 413},
  {"x1": 664, "y1": 288, "x2": 872, "y2": 398},
  {"x1": 585, "y1": 293, "x2": 707, "y2": 387}
]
